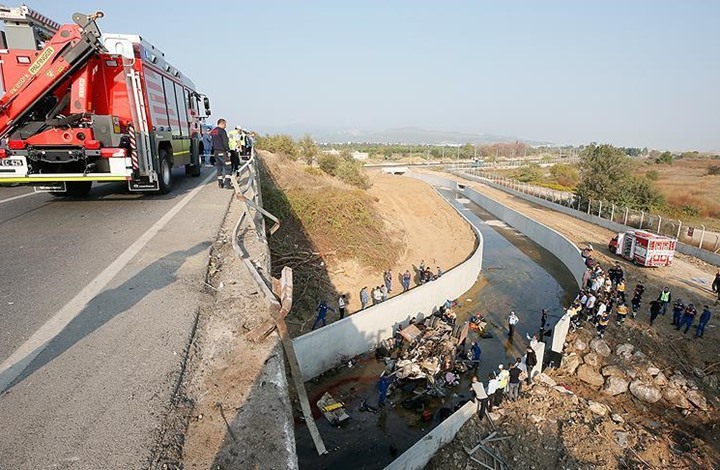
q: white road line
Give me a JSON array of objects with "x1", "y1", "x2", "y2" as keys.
[
  {"x1": 0, "y1": 172, "x2": 216, "y2": 392},
  {"x1": 0, "y1": 191, "x2": 40, "y2": 205}
]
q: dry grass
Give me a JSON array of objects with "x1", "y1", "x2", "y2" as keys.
[{"x1": 636, "y1": 158, "x2": 720, "y2": 226}]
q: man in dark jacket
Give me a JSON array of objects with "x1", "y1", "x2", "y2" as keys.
[
  {"x1": 524, "y1": 346, "x2": 537, "y2": 385},
  {"x1": 696, "y1": 306, "x2": 712, "y2": 338},
  {"x1": 210, "y1": 118, "x2": 232, "y2": 188},
  {"x1": 677, "y1": 303, "x2": 697, "y2": 334},
  {"x1": 712, "y1": 272, "x2": 720, "y2": 300}
]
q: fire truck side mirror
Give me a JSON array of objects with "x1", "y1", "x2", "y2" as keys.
[{"x1": 203, "y1": 96, "x2": 211, "y2": 116}]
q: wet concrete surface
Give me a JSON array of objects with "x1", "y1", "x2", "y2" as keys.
[{"x1": 294, "y1": 187, "x2": 577, "y2": 470}]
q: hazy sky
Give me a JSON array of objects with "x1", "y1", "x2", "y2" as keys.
[{"x1": 33, "y1": 1, "x2": 720, "y2": 150}]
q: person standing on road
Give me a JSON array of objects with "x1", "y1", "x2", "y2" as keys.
[
  {"x1": 228, "y1": 126, "x2": 242, "y2": 176},
  {"x1": 658, "y1": 287, "x2": 672, "y2": 316},
  {"x1": 525, "y1": 346, "x2": 537, "y2": 385},
  {"x1": 201, "y1": 128, "x2": 212, "y2": 165},
  {"x1": 360, "y1": 286, "x2": 369, "y2": 310},
  {"x1": 311, "y1": 300, "x2": 335, "y2": 330},
  {"x1": 338, "y1": 294, "x2": 347, "y2": 319},
  {"x1": 508, "y1": 311, "x2": 519, "y2": 339},
  {"x1": 677, "y1": 303, "x2": 697, "y2": 334},
  {"x1": 696, "y1": 306, "x2": 712, "y2": 338},
  {"x1": 210, "y1": 118, "x2": 232, "y2": 189}
]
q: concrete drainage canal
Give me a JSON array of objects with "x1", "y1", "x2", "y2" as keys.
[{"x1": 293, "y1": 184, "x2": 577, "y2": 469}]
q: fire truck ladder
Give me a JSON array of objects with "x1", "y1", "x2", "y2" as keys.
[{"x1": 124, "y1": 65, "x2": 155, "y2": 181}]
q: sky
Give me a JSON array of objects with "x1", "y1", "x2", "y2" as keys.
[{"x1": 30, "y1": 1, "x2": 720, "y2": 150}]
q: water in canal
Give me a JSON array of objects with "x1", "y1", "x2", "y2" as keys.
[{"x1": 294, "y1": 188, "x2": 577, "y2": 470}]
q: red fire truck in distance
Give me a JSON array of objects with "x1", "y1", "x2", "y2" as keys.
[{"x1": 0, "y1": 5, "x2": 210, "y2": 195}]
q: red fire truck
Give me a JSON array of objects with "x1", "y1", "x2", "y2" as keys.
[{"x1": 0, "y1": 5, "x2": 210, "y2": 195}]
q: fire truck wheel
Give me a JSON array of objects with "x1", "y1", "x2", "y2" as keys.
[
  {"x1": 157, "y1": 150, "x2": 173, "y2": 194},
  {"x1": 185, "y1": 163, "x2": 201, "y2": 177}
]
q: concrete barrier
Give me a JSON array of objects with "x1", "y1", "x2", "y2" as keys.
[
  {"x1": 384, "y1": 399, "x2": 477, "y2": 470},
  {"x1": 292, "y1": 184, "x2": 485, "y2": 381},
  {"x1": 456, "y1": 171, "x2": 720, "y2": 268}
]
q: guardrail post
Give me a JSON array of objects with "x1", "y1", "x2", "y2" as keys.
[
  {"x1": 700, "y1": 225, "x2": 706, "y2": 249},
  {"x1": 676, "y1": 220, "x2": 682, "y2": 239},
  {"x1": 657, "y1": 216, "x2": 662, "y2": 234},
  {"x1": 598, "y1": 201, "x2": 602, "y2": 217},
  {"x1": 639, "y1": 211, "x2": 644, "y2": 229},
  {"x1": 610, "y1": 204, "x2": 615, "y2": 222},
  {"x1": 624, "y1": 207, "x2": 629, "y2": 225},
  {"x1": 587, "y1": 199, "x2": 592, "y2": 214}
]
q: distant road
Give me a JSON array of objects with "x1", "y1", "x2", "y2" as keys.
[{"x1": 0, "y1": 170, "x2": 231, "y2": 469}]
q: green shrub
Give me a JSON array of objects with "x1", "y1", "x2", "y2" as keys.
[
  {"x1": 317, "y1": 153, "x2": 340, "y2": 175},
  {"x1": 645, "y1": 170, "x2": 659, "y2": 181},
  {"x1": 707, "y1": 165, "x2": 720, "y2": 176}
]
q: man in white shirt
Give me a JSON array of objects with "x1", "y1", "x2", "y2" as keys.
[
  {"x1": 486, "y1": 373, "x2": 498, "y2": 412},
  {"x1": 508, "y1": 311, "x2": 519, "y2": 338},
  {"x1": 471, "y1": 376, "x2": 488, "y2": 419},
  {"x1": 338, "y1": 294, "x2": 347, "y2": 319}
]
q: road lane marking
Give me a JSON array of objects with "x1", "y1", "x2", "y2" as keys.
[
  {"x1": 0, "y1": 191, "x2": 40, "y2": 205},
  {"x1": 0, "y1": 171, "x2": 216, "y2": 392}
]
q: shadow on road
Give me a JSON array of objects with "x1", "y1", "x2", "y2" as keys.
[{"x1": 3, "y1": 242, "x2": 209, "y2": 392}]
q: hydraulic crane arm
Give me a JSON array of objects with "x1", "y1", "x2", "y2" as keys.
[{"x1": 0, "y1": 11, "x2": 106, "y2": 139}]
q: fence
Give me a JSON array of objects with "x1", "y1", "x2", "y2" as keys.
[{"x1": 464, "y1": 170, "x2": 720, "y2": 253}]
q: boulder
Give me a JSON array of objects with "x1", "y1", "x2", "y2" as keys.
[
  {"x1": 588, "y1": 400, "x2": 610, "y2": 416},
  {"x1": 629, "y1": 380, "x2": 662, "y2": 403},
  {"x1": 590, "y1": 338, "x2": 611, "y2": 357},
  {"x1": 603, "y1": 376, "x2": 630, "y2": 396},
  {"x1": 663, "y1": 386, "x2": 691, "y2": 409},
  {"x1": 615, "y1": 343, "x2": 634, "y2": 358},
  {"x1": 686, "y1": 390, "x2": 708, "y2": 411},
  {"x1": 613, "y1": 431, "x2": 629, "y2": 449},
  {"x1": 653, "y1": 372, "x2": 668, "y2": 386},
  {"x1": 583, "y1": 352, "x2": 602, "y2": 369},
  {"x1": 574, "y1": 338, "x2": 588, "y2": 352},
  {"x1": 647, "y1": 366, "x2": 661, "y2": 376},
  {"x1": 611, "y1": 413, "x2": 625, "y2": 424},
  {"x1": 632, "y1": 351, "x2": 647, "y2": 361},
  {"x1": 669, "y1": 374, "x2": 688, "y2": 389},
  {"x1": 535, "y1": 372, "x2": 557, "y2": 387},
  {"x1": 561, "y1": 354, "x2": 583, "y2": 375},
  {"x1": 601, "y1": 365, "x2": 626, "y2": 378},
  {"x1": 577, "y1": 365, "x2": 605, "y2": 387}
]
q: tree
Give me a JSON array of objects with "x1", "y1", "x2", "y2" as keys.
[
  {"x1": 299, "y1": 133, "x2": 318, "y2": 165},
  {"x1": 317, "y1": 153, "x2": 340, "y2": 175},
  {"x1": 550, "y1": 163, "x2": 579, "y2": 188},
  {"x1": 655, "y1": 151, "x2": 673, "y2": 165},
  {"x1": 575, "y1": 143, "x2": 663, "y2": 211}
]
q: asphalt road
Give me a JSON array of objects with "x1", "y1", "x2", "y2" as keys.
[{"x1": 0, "y1": 168, "x2": 232, "y2": 468}]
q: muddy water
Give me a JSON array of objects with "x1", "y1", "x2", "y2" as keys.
[{"x1": 294, "y1": 188, "x2": 577, "y2": 470}]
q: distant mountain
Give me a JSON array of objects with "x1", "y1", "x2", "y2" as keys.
[{"x1": 254, "y1": 124, "x2": 551, "y2": 146}]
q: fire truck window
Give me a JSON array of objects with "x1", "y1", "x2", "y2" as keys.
[
  {"x1": 174, "y1": 83, "x2": 187, "y2": 137},
  {"x1": 162, "y1": 76, "x2": 180, "y2": 133}
]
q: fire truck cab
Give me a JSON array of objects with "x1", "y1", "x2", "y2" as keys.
[{"x1": 0, "y1": 6, "x2": 210, "y2": 195}]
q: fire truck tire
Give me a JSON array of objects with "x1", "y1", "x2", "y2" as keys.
[
  {"x1": 185, "y1": 163, "x2": 201, "y2": 177},
  {"x1": 157, "y1": 150, "x2": 173, "y2": 194}
]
